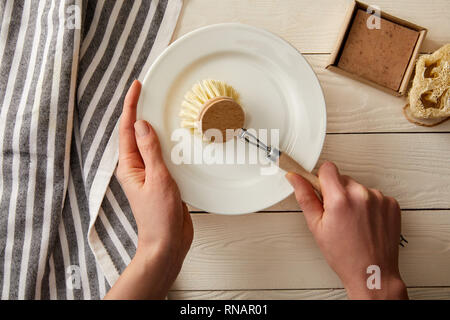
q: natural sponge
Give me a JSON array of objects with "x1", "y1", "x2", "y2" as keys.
[{"x1": 406, "y1": 44, "x2": 450, "y2": 121}]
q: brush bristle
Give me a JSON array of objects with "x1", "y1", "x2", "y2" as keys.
[{"x1": 179, "y1": 79, "x2": 240, "y2": 136}]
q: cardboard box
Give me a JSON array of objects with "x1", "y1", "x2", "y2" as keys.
[{"x1": 326, "y1": 1, "x2": 427, "y2": 96}]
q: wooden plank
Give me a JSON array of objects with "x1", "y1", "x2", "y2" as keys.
[
  {"x1": 265, "y1": 133, "x2": 450, "y2": 211},
  {"x1": 305, "y1": 55, "x2": 450, "y2": 133},
  {"x1": 169, "y1": 289, "x2": 348, "y2": 300},
  {"x1": 169, "y1": 287, "x2": 450, "y2": 300},
  {"x1": 173, "y1": 211, "x2": 450, "y2": 290},
  {"x1": 190, "y1": 133, "x2": 450, "y2": 212},
  {"x1": 174, "y1": 0, "x2": 450, "y2": 53},
  {"x1": 178, "y1": 53, "x2": 450, "y2": 144}
]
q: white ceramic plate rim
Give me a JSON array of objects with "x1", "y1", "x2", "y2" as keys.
[{"x1": 138, "y1": 23, "x2": 327, "y2": 215}]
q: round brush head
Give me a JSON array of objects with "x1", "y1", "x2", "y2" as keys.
[{"x1": 179, "y1": 79, "x2": 243, "y2": 141}]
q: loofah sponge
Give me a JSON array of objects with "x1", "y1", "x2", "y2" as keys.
[{"x1": 405, "y1": 44, "x2": 450, "y2": 122}]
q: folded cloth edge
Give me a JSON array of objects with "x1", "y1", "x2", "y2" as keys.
[{"x1": 86, "y1": 0, "x2": 184, "y2": 287}]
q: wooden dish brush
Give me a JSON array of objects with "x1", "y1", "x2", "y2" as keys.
[{"x1": 179, "y1": 79, "x2": 321, "y2": 194}]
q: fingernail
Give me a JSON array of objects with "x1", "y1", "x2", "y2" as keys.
[{"x1": 134, "y1": 120, "x2": 149, "y2": 137}]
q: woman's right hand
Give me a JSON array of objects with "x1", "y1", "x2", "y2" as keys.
[{"x1": 286, "y1": 161, "x2": 408, "y2": 299}]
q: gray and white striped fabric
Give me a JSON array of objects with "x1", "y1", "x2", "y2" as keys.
[{"x1": 0, "y1": 0, "x2": 182, "y2": 299}]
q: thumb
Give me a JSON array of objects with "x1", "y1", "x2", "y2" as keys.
[
  {"x1": 134, "y1": 120, "x2": 167, "y2": 173},
  {"x1": 286, "y1": 172, "x2": 324, "y2": 229}
]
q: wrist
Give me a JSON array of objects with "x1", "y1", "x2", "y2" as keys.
[
  {"x1": 134, "y1": 241, "x2": 175, "y2": 278},
  {"x1": 134, "y1": 240, "x2": 182, "y2": 291},
  {"x1": 127, "y1": 247, "x2": 171, "y2": 299},
  {"x1": 345, "y1": 274, "x2": 408, "y2": 300}
]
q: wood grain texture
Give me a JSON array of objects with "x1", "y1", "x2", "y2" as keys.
[
  {"x1": 305, "y1": 55, "x2": 450, "y2": 133},
  {"x1": 190, "y1": 133, "x2": 450, "y2": 212},
  {"x1": 174, "y1": 0, "x2": 450, "y2": 54},
  {"x1": 279, "y1": 153, "x2": 321, "y2": 193},
  {"x1": 191, "y1": 133, "x2": 450, "y2": 211},
  {"x1": 174, "y1": 0, "x2": 450, "y2": 299},
  {"x1": 265, "y1": 133, "x2": 450, "y2": 211},
  {"x1": 173, "y1": 211, "x2": 450, "y2": 290},
  {"x1": 169, "y1": 287, "x2": 450, "y2": 300},
  {"x1": 200, "y1": 98, "x2": 245, "y2": 142}
]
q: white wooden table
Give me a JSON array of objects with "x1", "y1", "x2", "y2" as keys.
[{"x1": 168, "y1": 0, "x2": 450, "y2": 300}]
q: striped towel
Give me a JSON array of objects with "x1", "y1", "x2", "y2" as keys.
[{"x1": 0, "y1": 0, "x2": 182, "y2": 299}]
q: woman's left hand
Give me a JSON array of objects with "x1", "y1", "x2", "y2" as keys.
[{"x1": 105, "y1": 80, "x2": 193, "y2": 300}]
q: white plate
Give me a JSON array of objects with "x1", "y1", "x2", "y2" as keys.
[{"x1": 137, "y1": 23, "x2": 326, "y2": 214}]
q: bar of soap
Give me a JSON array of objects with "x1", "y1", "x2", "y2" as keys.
[{"x1": 338, "y1": 9, "x2": 419, "y2": 91}]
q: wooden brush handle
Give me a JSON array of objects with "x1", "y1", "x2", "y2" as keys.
[{"x1": 278, "y1": 152, "x2": 321, "y2": 195}]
